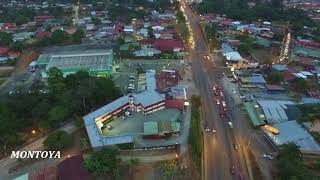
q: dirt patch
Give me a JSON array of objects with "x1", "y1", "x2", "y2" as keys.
[
  {"x1": 14, "y1": 51, "x2": 39, "y2": 75},
  {"x1": 251, "y1": 49, "x2": 278, "y2": 64}
]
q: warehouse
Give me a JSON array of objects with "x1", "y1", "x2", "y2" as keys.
[{"x1": 36, "y1": 49, "x2": 113, "y2": 76}]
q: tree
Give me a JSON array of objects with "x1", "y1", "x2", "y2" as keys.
[
  {"x1": 47, "y1": 105, "x2": 70, "y2": 128},
  {"x1": 47, "y1": 67, "x2": 65, "y2": 95},
  {"x1": 136, "y1": 67, "x2": 145, "y2": 74},
  {"x1": 43, "y1": 130, "x2": 73, "y2": 150},
  {"x1": 268, "y1": 72, "x2": 283, "y2": 84},
  {"x1": 91, "y1": 17, "x2": 101, "y2": 26},
  {"x1": 71, "y1": 29, "x2": 84, "y2": 44},
  {"x1": 291, "y1": 78, "x2": 309, "y2": 92},
  {"x1": 85, "y1": 148, "x2": 119, "y2": 176},
  {"x1": 50, "y1": 30, "x2": 68, "y2": 44},
  {"x1": 10, "y1": 41, "x2": 25, "y2": 51},
  {"x1": 277, "y1": 143, "x2": 309, "y2": 180},
  {"x1": 238, "y1": 44, "x2": 251, "y2": 54},
  {"x1": 0, "y1": 32, "x2": 12, "y2": 46},
  {"x1": 147, "y1": 26, "x2": 155, "y2": 39}
]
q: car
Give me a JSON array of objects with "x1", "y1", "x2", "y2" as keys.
[
  {"x1": 121, "y1": 115, "x2": 126, "y2": 120},
  {"x1": 212, "y1": 85, "x2": 216, "y2": 91},
  {"x1": 212, "y1": 129, "x2": 216, "y2": 133},
  {"x1": 106, "y1": 125, "x2": 113, "y2": 130},
  {"x1": 232, "y1": 88, "x2": 236, "y2": 94},
  {"x1": 230, "y1": 165, "x2": 235, "y2": 174},
  {"x1": 228, "y1": 122, "x2": 233, "y2": 128},
  {"x1": 263, "y1": 153, "x2": 274, "y2": 160},
  {"x1": 219, "y1": 92, "x2": 224, "y2": 97},
  {"x1": 222, "y1": 101, "x2": 226, "y2": 107},
  {"x1": 216, "y1": 99, "x2": 220, "y2": 105},
  {"x1": 234, "y1": 144, "x2": 240, "y2": 150},
  {"x1": 125, "y1": 111, "x2": 132, "y2": 117},
  {"x1": 205, "y1": 127, "x2": 210, "y2": 132}
]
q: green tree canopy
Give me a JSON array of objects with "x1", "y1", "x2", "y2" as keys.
[
  {"x1": 268, "y1": 72, "x2": 283, "y2": 84},
  {"x1": 85, "y1": 148, "x2": 119, "y2": 176},
  {"x1": 43, "y1": 130, "x2": 73, "y2": 150},
  {"x1": 50, "y1": 30, "x2": 68, "y2": 44},
  {"x1": 0, "y1": 32, "x2": 12, "y2": 46}
]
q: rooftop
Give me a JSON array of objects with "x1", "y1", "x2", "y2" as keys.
[
  {"x1": 263, "y1": 120, "x2": 320, "y2": 152},
  {"x1": 257, "y1": 100, "x2": 296, "y2": 124}
]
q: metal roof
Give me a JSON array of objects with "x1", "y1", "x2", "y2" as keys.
[
  {"x1": 263, "y1": 120, "x2": 320, "y2": 152},
  {"x1": 257, "y1": 100, "x2": 295, "y2": 124},
  {"x1": 83, "y1": 70, "x2": 165, "y2": 148}
]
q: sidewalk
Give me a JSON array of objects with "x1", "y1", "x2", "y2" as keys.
[{"x1": 0, "y1": 121, "x2": 77, "y2": 179}]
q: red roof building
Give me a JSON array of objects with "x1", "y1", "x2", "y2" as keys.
[
  {"x1": 156, "y1": 70, "x2": 182, "y2": 91},
  {"x1": 35, "y1": 31, "x2": 51, "y2": 39},
  {"x1": 283, "y1": 71, "x2": 296, "y2": 82},
  {"x1": 165, "y1": 99, "x2": 184, "y2": 110},
  {"x1": 0, "y1": 23, "x2": 16, "y2": 31},
  {"x1": 0, "y1": 47, "x2": 9, "y2": 56},
  {"x1": 152, "y1": 39, "x2": 184, "y2": 52},
  {"x1": 297, "y1": 40, "x2": 320, "y2": 48},
  {"x1": 34, "y1": 16, "x2": 55, "y2": 22},
  {"x1": 58, "y1": 155, "x2": 91, "y2": 180}
]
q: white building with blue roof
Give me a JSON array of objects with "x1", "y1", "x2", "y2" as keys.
[{"x1": 83, "y1": 70, "x2": 166, "y2": 149}]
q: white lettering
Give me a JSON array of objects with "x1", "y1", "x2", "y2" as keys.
[
  {"x1": 49, "y1": 151, "x2": 55, "y2": 158},
  {"x1": 35, "y1": 151, "x2": 41, "y2": 158},
  {"x1": 20, "y1": 151, "x2": 27, "y2": 158},
  {"x1": 10, "y1": 151, "x2": 19, "y2": 158},
  {"x1": 27, "y1": 151, "x2": 35, "y2": 158},
  {"x1": 41, "y1": 151, "x2": 48, "y2": 158},
  {"x1": 54, "y1": 151, "x2": 61, "y2": 159}
]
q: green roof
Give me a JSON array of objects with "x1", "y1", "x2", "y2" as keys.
[
  {"x1": 244, "y1": 102, "x2": 265, "y2": 127},
  {"x1": 144, "y1": 121, "x2": 159, "y2": 135},
  {"x1": 254, "y1": 37, "x2": 271, "y2": 47},
  {"x1": 295, "y1": 46, "x2": 320, "y2": 58}
]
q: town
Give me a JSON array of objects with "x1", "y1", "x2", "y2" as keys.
[{"x1": 0, "y1": 0, "x2": 320, "y2": 180}]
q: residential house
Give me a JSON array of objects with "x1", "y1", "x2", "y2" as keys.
[
  {"x1": 152, "y1": 39, "x2": 184, "y2": 53},
  {"x1": 13, "y1": 32, "x2": 34, "y2": 42},
  {"x1": 133, "y1": 47, "x2": 161, "y2": 57}
]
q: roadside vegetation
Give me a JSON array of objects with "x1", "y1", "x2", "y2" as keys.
[
  {"x1": 189, "y1": 95, "x2": 203, "y2": 170},
  {"x1": 174, "y1": 1, "x2": 190, "y2": 44},
  {"x1": 43, "y1": 130, "x2": 73, "y2": 150},
  {"x1": 203, "y1": 23, "x2": 219, "y2": 51},
  {"x1": 0, "y1": 68, "x2": 122, "y2": 156},
  {"x1": 277, "y1": 143, "x2": 319, "y2": 179}
]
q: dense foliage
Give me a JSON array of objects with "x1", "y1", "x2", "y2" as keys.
[
  {"x1": 43, "y1": 130, "x2": 73, "y2": 150},
  {"x1": 277, "y1": 143, "x2": 313, "y2": 179},
  {"x1": 85, "y1": 148, "x2": 119, "y2": 177},
  {"x1": 0, "y1": 68, "x2": 121, "y2": 154},
  {"x1": 189, "y1": 95, "x2": 203, "y2": 169}
]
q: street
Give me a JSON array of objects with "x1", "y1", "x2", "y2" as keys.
[{"x1": 180, "y1": 1, "x2": 253, "y2": 179}]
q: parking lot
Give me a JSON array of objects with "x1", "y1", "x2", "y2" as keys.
[{"x1": 101, "y1": 108, "x2": 181, "y2": 137}]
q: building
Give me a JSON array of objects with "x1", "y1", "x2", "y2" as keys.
[
  {"x1": 83, "y1": 70, "x2": 168, "y2": 149},
  {"x1": 36, "y1": 49, "x2": 113, "y2": 77},
  {"x1": 263, "y1": 120, "x2": 320, "y2": 152},
  {"x1": 58, "y1": 155, "x2": 91, "y2": 180}
]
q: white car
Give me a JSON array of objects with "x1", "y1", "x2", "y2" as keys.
[
  {"x1": 212, "y1": 129, "x2": 216, "y2": 133},
  {"x1": 106, "y1": 125, "x2": 113, "y2": 130},
  {"x1": 263, "y1": 153, "x2": 274, "y2": 160},
  {"x1": 222, "y1": 101, "x2": 226, "y2": 107},
  {"x1": 228, "y1": 122, "x2": 233, "y2": 128},
  {"x1": 216, "y1": 99, "x2": 220, "y2": 105}
]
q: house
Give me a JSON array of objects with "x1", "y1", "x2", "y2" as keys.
[
  {"x1": 133, "y1": 47, "x2": 161, "y2": 57},
  {"x1": 272, "y1": 64, "x2": 288, "y2": 72},
  {"x1": 13, "y1": 32, "x2": 34, "y2": 42},
  {"x1": 0, "y1": 23, "x2": 16, "y2": 31},
  {"x1": 124, "y1": 25, "x2": 134, "y2": 34},
  {"x1": 34, "y1": 15, "x2": 55, "y2": 23},
  {"x1": 240, "y1": 73, "x2": 267, "y2": 85},
  {"x1": 152, "y1": 39, "x2": 184, "y2": 52},
  {"x1": 58, "y1": 155, "x2": 91, "y2": 180},
  {"x1": 35, "y1": 31, "x2": 51, "y2": 39},
  {"x1": 0, "y1": 47, "x2": 9, "y2": 56}
]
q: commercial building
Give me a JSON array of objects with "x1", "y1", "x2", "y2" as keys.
[
  {"x1": 36, "y1": 49, "x2": 113, "y2": 77},
  {"x1": 83, "y1": 70, "x2": 169, "y2": 149}
]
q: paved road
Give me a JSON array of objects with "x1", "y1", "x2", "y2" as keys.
[
  {"x1": 0, "y1": 121, "x2": 77, "y2": 179},
  {"x1": 180, "y1": 1, "x2": 251, "y2": 180}
]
